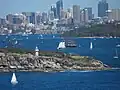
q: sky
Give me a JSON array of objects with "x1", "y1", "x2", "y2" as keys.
[{"x1": 0, "y1": 0, "x2": 120, "y2": 18}]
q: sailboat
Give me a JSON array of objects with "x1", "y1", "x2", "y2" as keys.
[
  {"x1": 53, "y1": 35, "x2": 55, "y2": 38},
  {"x1": 114, "y1": 49, "x2": 118, "y2": 59},
  {"x1": 90, "y1": 42, "x2": 93, "y2": 50},
  {"x1": 14, "y1": 41, "x2": 18, "y2": 45},
  {"x1": 116, "y1": 44, "x2": 120, "y2": 47},
  {"x1": 57, "y1": 42, "x2": 66, "y2": 49},
  {"x1": 11, "y1": 73, "x2": 18, "y2": 85}
]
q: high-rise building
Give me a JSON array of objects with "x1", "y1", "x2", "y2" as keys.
[
  {"x1": 36, "y1": 12, "x2": 42, "y2": 25},
  {"x1": 6, "y1": 14, "x2": 25, "y2": 24},
  {"x1": 42, "y1": 12, "x2": 48, "y2": 23},
  {"x1": 51, "y1": 5, "x2": 57, "y2": 19},
  {"x1": 56, "y1": 0, "x2": 63, "y2": 19},
  {"x1": 0, "y1": 18, "x2": 6, "y2": 25},
  {"x1": 22, "y1": 12, "x2": 36, "y2": 24},
  {"x1": 84, "y1": 9, "x2": 89, "y2": 22},
  {"x1": 98, "y1": 0, "x2": 108, "y2": 17},
  {"x1": 73, "y1": 5, "x2": 80, "y2": 24},
  {"x1": 80, "y1": 10, "x2": 84, "y2": 22},
  {"x1": 107, "y1": 9, "x2": 120, "y2": 21},
  {"x1": 85, "y1": 7, "x2": 92, "y2": 20},
  {"x1": 6, "y1": 14, "x2": 13, "y2": 24},
  {"x1": 67, "y1": 8, "x2": 73, "y2": 18},
  {"x1": 49, "y1": 11, "x2": 54, "y2": 21},
  {"x1": 60, "y1": 9, "x2": 66, "y2": 19}
]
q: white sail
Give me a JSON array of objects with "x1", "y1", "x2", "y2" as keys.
[
  {"x1": 57, "y1": 42, "x2": 66, "y2": 49},
  {"x1": 15, "y1": 41, "x2": 18, "y2": 45},
  {"x1": 116, "y1": 44, "x2": 120, "y2": 47},
  {"x1": 90, "y1": 42, "x2": 93, "y2": 50},
  {"x1": 114, "y1": 49, "x2": 118, "y2": 59},
  {"x1": 11, "y1": 73, "x2": 18, "y2": 85}
]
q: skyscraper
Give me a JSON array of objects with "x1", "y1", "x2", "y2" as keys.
[
  {"x1": 56, "y1": 0, "x2": 63, "y2": 19},
  {"x1": 85, "y1": 7, "x2": 92, "y2": 20},
  {"x1": 51, "y1": 5, "x2": 57, "y2": 19},
  {"x1": 22, "y1": 12, "x2": 36, "y2": 24},
  {"x1": 73, "y1": 5, "x2": 80, "y2": 24},
  {"x1": 98, "y1": 0, "x2": 108, "y2": 17},
  {"x1": 107, "y1": 9, "x2": 120, "y2": 21}
]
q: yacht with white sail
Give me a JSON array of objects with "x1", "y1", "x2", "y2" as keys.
[
  {"x1": 90, "y1": 42, "x2": 93, "y2": 50},
  {"x1": 57, "y1": 42, "x2": 66, "y2": 49},
  {"x1": 114, "y1": 49, "x2": 118, "y2": 59},
  {"x1": 11, "y1": 73, "x2": 18, "y2": 85}
]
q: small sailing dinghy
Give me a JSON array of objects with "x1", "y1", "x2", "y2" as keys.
[
  {"x1": 11, "y1": 73, "x2": 18, "y2": 85},
  {"x1": 114, "y1": 49, "x2": 118, "y2": 59},
  {"x1": 90, "y1": 42, "x2": 93, "y2": 50}
]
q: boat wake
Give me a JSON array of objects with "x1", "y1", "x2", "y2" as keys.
[{"x1": 63, "y1": 70, "x2": 94, "y2": 73}]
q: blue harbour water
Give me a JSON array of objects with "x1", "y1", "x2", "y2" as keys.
[{"x1": 0, "y1": 34, "x2": 120, "y2": 90}]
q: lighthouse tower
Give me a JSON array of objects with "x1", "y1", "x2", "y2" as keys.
[{"x1": 35, "y1": 46, "x2": 39, "y2": 56}]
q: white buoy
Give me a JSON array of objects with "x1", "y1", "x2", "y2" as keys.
[
  {"x1": 35, "y1": 46, "x2": 39, "y2": 56},
  {"x1": 11, "y1": 73, "x2": 18, "y2": 85}
]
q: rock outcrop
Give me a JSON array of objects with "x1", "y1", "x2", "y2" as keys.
[{"x1": 0, "y1": 52, "x2": 110, "y2": 72}]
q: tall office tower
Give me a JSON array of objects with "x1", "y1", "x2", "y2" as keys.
[
  {"x1": 85, "y1": 7, "x2": 92, "y2": 20},
  {"x1": 107, "y1": 9, "x2": 120, "y2": 21},
  {"x1": 6, "y1": 14, "x2": 25, "y2": 24},
  {"x1": 98, "y1": 0, "x2": 108, "y2": 17},
  {"x1": 60, "y1": 9, "x2": 66, "y2": 19},
  {"x1": 67, "y1": 8, "x2": 73, "y2": 18},
  {"x1": 51, "y1": 5, "x2": 57, "y2": 19},
  {"x1": 36, "y1": 12, "x2": 42, "y2": 25},
  {"x1": 56, "y1": 0, "x2": 63, "y2": 19},
  {"x1": 48, "y1": 11, "x2": 54, "y2": 21},
  {"x1": 73, "y1": 5, "x2": 80, "y2": 24},
  {"x1": 22, "y1": 12, "x2": 36, "y2": 24},
  {"x1": 42, "y1": 12, "x2": 48, "y2": 23},
  {"x1": 0, "y1": 18, "x2": 6, "y2": 25},
  {"x1": 80, "y1": 10, "x2": 84, "y2": 22},
  {"x1": 84, "y1": 9, "x2": 89, "y2": 22},
  {"x1": 6, "y1": 14, "x2": 13, "y2": 24}
]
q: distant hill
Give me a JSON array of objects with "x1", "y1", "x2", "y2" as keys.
[{"x1": 62, "y1": 23, "x2": 120, "y2": 37}]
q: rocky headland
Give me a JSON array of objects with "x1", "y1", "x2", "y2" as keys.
[{"x1": 0, "y1": 48, "x2": 111, "y2": 72}]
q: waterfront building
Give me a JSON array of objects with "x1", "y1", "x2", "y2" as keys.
[
  {"x1": 56, "y1": 0, "x2": 63, "y2": 19},
  {"x1": 73, "y1": 5, "x2": 80, "y2": 24},
  {"x1": 98, "y1": 0, "x2": 108, "y2": 17}
]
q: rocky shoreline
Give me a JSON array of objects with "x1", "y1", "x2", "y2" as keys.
[{"x1": 0, "y1": 49, "x2": 111, "y2": 72}]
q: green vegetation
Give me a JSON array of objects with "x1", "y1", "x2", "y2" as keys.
[
  {"x1": 62, "y1": 23, "x2": 120, "y2": 37},
  {"x1": 0, "y1": 48, "x2": 28, "y2": 54}
]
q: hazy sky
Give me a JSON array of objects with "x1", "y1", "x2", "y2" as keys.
[{"x1": 0, "y1": 0, "x2": 120, "y2": 18}]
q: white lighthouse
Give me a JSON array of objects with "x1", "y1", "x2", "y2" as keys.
[{"x1": 35, "y1": 46, "x2": 39, "y2": 56}]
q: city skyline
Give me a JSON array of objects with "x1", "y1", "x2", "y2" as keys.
[{"x1": 0, "y1": 0, "x2": 120, "y2": 18}]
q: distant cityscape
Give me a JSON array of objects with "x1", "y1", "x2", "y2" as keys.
[{"x1": 0, "y1": 0, "x2": 120, "y2": 35}]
